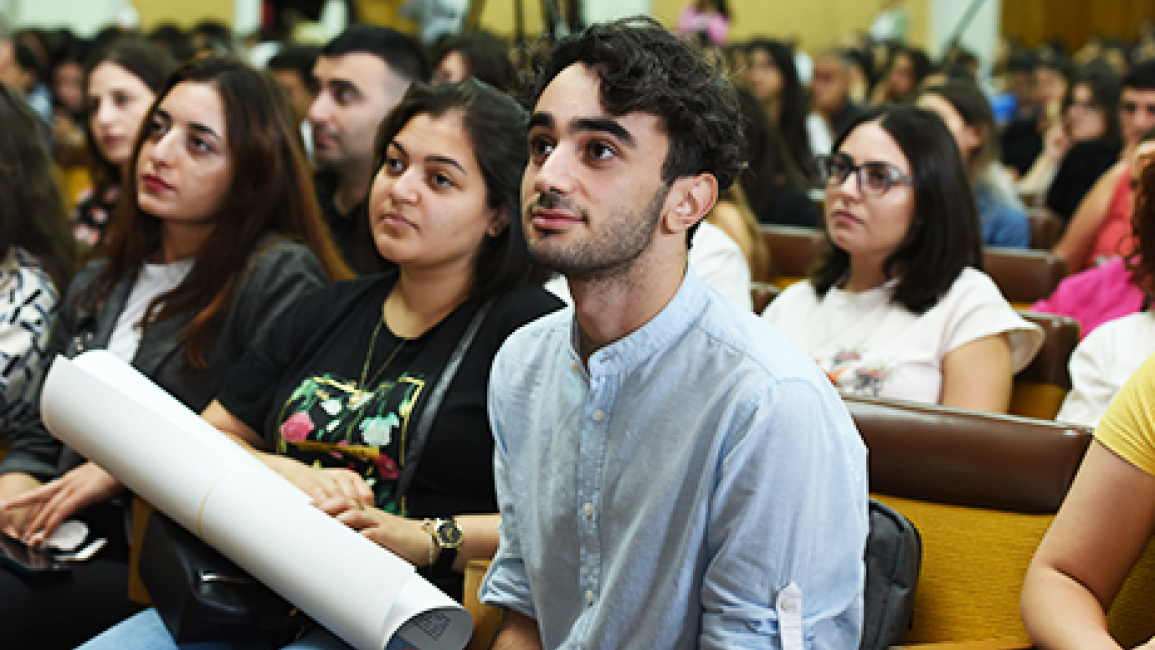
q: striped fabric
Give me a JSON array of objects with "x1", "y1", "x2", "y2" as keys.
[{"x1": 0, "y1": 248, "x2": 59, "y2": 430}]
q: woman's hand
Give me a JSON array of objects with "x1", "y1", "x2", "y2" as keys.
[
  {"x1": 315, "y1": 496, "x2": 433, "y2": 567},
  {"x1": 0, "y1": 473, "x2": 43, "y2": 538},
  {"x1": 266, "y1": 455, "x2": 375, "y2": 506},
  {"x1": 0, "y1": 462, "x2": 122, "y2": 543}
]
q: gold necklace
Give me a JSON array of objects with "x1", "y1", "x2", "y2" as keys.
[{"x1": 350, "y1": 317, "x2": 407, "y2": 409}]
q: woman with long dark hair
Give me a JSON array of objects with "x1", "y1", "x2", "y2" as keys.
[
  {"x1": 0, "y1": 83, "x2": 78, "y2": 427},
  {"x1": 763, "y1": 105, "x2": 1042, "y2": 412},
  {"x1": 72, "y1": 37, "x2": 176, "y2": 248},
  {"x1": 0, "y1": 57, "x2": 350, "y2": 649}
]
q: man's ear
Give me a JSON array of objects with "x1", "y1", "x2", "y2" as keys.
[
  {"x1": 486, "y1": 206, "x2": 510, "y2": 237},
  {"x1": 663, "y1": 173, "x2": 720, "y2": 234}
]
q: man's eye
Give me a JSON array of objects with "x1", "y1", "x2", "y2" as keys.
[{"x1": 588, "y1": 141, "x2": 615, "y2": 160}]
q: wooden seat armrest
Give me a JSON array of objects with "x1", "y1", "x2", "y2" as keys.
[
  {"x1": 464, "y1": 558, "x2": 502, "y2": 650},
  {"x1": 894, "y1": 636, "x2": 1034, "y2": 649}
]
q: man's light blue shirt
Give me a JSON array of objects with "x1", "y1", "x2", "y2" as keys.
[{"x1": 481, "y1": 268, "x2": 868, "y2": 649}]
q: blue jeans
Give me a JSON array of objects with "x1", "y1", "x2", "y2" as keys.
[{"x1": 76, "y1": 607, "x2": 359, "y2": 650}]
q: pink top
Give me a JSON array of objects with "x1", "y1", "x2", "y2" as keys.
[
  {"x1": 677, "y1": 5, "x2": 730, "y2": 46},
  {"x1": 1085, "y1": 166, "x2": 1136, "y2": 268},
  {"x1": 1031, "y1": 256, "x2": 1146, "y2": 339}
]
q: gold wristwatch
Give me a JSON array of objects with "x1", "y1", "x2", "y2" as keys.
[{"x1": 422, "y1": 518, "x2": 463, "y2": 572}]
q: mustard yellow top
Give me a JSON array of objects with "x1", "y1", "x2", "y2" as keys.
[{"x1": 1096, "y1": 352, "x2": 1155, "y2": 477}]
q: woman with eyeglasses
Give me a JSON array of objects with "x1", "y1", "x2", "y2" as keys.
[{"x1": 762, "y1": 105, "x2": 1042, "y2": 412}]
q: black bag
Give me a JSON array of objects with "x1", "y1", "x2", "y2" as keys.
[
  {"x1": 138, "y1": 512, "x2": 310, "y2": 645},
  {"x1": 860, "y1": 498, "x2": 922, "y2": 650},
  {"x1": 137, "y1": 299, "x2": 495, "y2": 645}
]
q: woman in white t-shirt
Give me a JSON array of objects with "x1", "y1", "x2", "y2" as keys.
[{"x1": 763, "y1": 105, "x2": 1042, "y2": 412}]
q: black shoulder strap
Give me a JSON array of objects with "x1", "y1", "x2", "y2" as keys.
[{"x1": 388, "y1": 298, "x2": 495, "y2": 509}]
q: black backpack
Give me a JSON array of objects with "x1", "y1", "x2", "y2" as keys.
[{"x1": 860, "y1": 498, "x2": 922, "y2": 650}]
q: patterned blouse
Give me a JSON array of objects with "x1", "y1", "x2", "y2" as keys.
[
  {"x1": 0, "y1": 248, "x2": 59, "y2": 429},
  {"x1": 71, "y1": 183, "x2": 119, "y2": 249}
]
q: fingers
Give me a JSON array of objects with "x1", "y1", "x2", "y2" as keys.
[
  {"x1": 23, "y1": 482, "x2": 79, "y2": 544},
  {"x1": 0, "y1": 481, "x2": 60, "y2": 511},
  {"x1": 314, "y1": 496, "x2": 355, "y2": 517}
]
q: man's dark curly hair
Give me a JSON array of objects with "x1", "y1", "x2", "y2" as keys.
[{"x1": 527, "y1": 16, "x2": 745, "y2": 193}]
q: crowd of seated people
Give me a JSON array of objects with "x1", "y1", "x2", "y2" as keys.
[{"x1": 1, "y1": 7, "x2": 1155, "y2": 649}]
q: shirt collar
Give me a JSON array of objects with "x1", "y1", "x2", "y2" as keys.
[{"x1": 572, "y1": 268, "x2": 709, "y2": 375}]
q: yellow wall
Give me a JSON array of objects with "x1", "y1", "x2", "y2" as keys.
[
  {"x1": 650, "y1": 0, "x2": 929, "y2": 54},
  {"x1": 473, "y1": 0, "x2": 929, "y2": 56},
  {"x1": 132, "y1": 0, "x2": 234, "y2": 30}
]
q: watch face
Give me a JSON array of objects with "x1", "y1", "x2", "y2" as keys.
[{"x1": 435, "y1": 520, "x2": 464, "y2": 548}]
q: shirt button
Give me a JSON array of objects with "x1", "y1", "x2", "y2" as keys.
[
  {"x1": 570, "y1": 361, "x2": 579, "y2": 372},
  {"x1": 585, "y1": 590, "x2": 595, "y2": 605},
  {"x1": 582, "y1": 502, "x2": 594, "y2": 517},
  {"x1": 592, "y1": 409, "x2": 605, "y2": 422}
]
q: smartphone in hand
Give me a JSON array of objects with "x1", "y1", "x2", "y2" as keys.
[{"x1": 0, "y1": 531, "x2": 71, "y2": 576}]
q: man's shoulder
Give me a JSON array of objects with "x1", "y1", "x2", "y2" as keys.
[{"x1": 691, "y1": 290, "x2": 830, "y2": 388}]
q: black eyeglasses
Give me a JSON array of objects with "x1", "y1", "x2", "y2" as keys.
[{"x1": 816, "y1": 153, "x2": 913, "y2": 197}]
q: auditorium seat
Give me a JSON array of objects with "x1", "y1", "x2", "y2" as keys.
[
  {"x1": 1027, "y1": 207, "x2": 1064, "y2": 250},
  {"x1": 750, "y1": 281, "x2": 781, "y2": 314},
  {"x1": 464, "y1": 559, "x2": 502, "y2": 650},
  {"x1": 760, "y1": 224, "x2": 825, "y2": 283},
  {"x1": 1010, "y1": 311, "x2": 1080, "y2": 419},
  {"x1": 847, "y1": 395, "x2": 1090, "y2": 647},
  {"x1": 982, "y1": 247, "x2": 1067, "y2": 307}
]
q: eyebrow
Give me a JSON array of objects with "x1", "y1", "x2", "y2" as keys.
[
  {"x1": 527, "y1": 112, "x2": 636, "y2": 147},
  {"x1": 155, "y1": 107, "x2": 224, "y2": 144},
  {"x1": 390, "y1": 141, "x2": 467, "y2": 175}
]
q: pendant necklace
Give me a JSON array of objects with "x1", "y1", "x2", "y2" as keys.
[{"x1": 350, "y1": 317, "x2": 407, "y2": 409}]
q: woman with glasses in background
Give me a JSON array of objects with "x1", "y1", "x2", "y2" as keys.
[{"x1": 762, "y1": 105, "x2": 1041, "y2": 413}]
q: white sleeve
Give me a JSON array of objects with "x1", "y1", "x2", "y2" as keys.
[
  {"x1": 941, "y1": 269, "x2": 1044, "y2": 373},
  {"x1": 690, "y1": 221, "x2": 752, "y2": 311},
  {"x1": 1057, "y1": 322, "x2": 1122, "y2": 427}
]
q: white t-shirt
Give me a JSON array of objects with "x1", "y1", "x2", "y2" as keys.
[
  {"x1": 762, "y1": 267, "x2": 1043, "y2": 404},
  {"x1": 1057, "y1": 310, "x2": 1155, "y2": 427},
  {"x1": 107, "y1": 259, "x2": 194, "y2": 362},
  {"x1": 544, "y1": 221, "x2": 753, "y2": 311}
]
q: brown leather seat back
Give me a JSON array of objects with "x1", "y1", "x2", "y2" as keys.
[
  {"x1": 846, "y1": 396, "x2": 1092, "y2": 513},
  {"x1": 982, "y1": 248, "x2": 1068, "y2": 304},
  {"x1": 1016, "y1": 311, "x2": 1079, "y2": 389},
  {"x1": 750, "y1": 282, "x2": 781, "y2": 314},
  {"x1": 760, "y1": 225, "x2": 826, "y2": 279},
  {"x1": 1028, "y1": 207, "x2": 1065, "y2": 250}
]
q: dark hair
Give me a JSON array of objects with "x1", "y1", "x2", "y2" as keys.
[
  {"x1": 883, "y1": 45, "x2": 932, "y2": 102},
  {"x1": 83, "y1": 37, "x2": 177, "y2": 189},
  {"x1": 1064, "y1": 61, "x2": 1122, "y2": 141},
  {"x1": 527, "y1": 16, "x2": 744, "y2": 193},
  {"x1": 734, "y1": 85, "x2": 807, "y2": 214},
  {"x1": 1036, "y1": 55, "x2": 1074, "y2": 84},
  {"x1": 745, "y1": 38, "x2": 814, "y2": 177},
  {"x1": 94, "y1": 56, "x2": 352, "y2": 367},
  {"x1": 921, "y1": 79, "x2": 999, "y2": 179},
  {"x1": 431, "y1": 30, "x2": 514, "y2": 90},
  {"x1": 1128, "y1": 125, "x2": 1155, "y2": 294},
  {"x1": 147, "y1": 24, "x2": 195, "y2": 64},
  {"x1": 0, "y1": 84, "x2": 77, "y2": 292},
  {"x1": 191, "y1": 20, "x2": 235, "y2": 57},
  {"x1": 267, "y1": 44, "x2": 320, "y2": 91},
  {"x1": 812, "y1": 105, "x2": 982, "y2": 314},
  {"x1": 361, "y1": 79, "x2": 546, "y2": 295},
  {"x1": 1124, "y1": 58, "x2": 1155, "y2": 91},
  {"x1": 322, "y1": 25, "x2": 430, "y2": 84}
]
